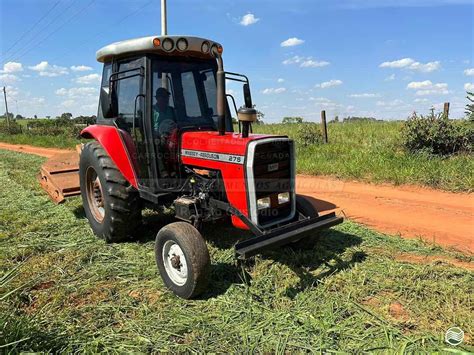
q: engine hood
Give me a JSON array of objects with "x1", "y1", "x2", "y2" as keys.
[{"x1": 180, "y1": 131, "x2": 287, "y2": 157}]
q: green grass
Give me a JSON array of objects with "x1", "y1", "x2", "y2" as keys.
[
  {"x1": 1, "y1": 120, "x2": 473, "y2": 191},
  {"x1": 252, "y1": 121, "x2": 474, "y2": 192},
  {"x1": 0, "y1": 133, "x2": 83, "y2": 149},
  {"x1": 0, "y1": 149, "x2": 473, "y2": 353}
]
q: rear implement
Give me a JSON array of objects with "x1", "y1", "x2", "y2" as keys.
[{"x1": 38, "y1": 146, "x2": 81, "y2": 204}]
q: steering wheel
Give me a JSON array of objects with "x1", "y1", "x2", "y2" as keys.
[{"x1": 158, "y1": 119, "x2": 177, "y2": 136}]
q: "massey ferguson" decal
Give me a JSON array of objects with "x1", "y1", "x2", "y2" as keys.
[{"x1": 181, "y1": 149, "x2": 245, "y2": 165}]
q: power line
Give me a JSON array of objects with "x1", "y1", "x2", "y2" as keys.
[
  {"x1": 3, "y1": 0, "x2": 82, "y2": 63},
  {"x1": 2, "y1": 0, "x2": 62, "y2": 58},
  {"x1": 6, "y1": 0, "x2": 97, "y2": 64},
  {"x1": 48, "y1": 0, "x2": 155, "y2": 63}
]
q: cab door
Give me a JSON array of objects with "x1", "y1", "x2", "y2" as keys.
[{"x1": 112, "y1": 57, "x2": 154, "y2": 189}]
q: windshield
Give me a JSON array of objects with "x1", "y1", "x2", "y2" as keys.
[{"x1": 151, "y1": 56, "x2": 219, "y2": 131}]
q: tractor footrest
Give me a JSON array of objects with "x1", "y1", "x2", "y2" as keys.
[{"x1": 235, "y1": 212, "x2": 343, "y2": 259}]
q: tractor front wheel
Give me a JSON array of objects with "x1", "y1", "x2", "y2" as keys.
[
  {"x1": 155, "y1": 222, "x2": 210, "y2": 299},
  {"x1": 80, "y1": 141, "x2": 141, "y2": 242}
]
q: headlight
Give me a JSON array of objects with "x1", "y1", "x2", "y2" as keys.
[
  {"x1": 176, "y1": 38, "x2": 188, "y2": 51},
  {"x1": 162, "y1": 37, "x2": 174, "y2": 51},
  {"x1": 278, "y1": 192, "x2": 290, "y2": 204},
  {"x1": 201, "y1": 41, "x2": 210, "y2": 53},
  {"x1": 257, "y1": 197, "x2": 271, "y2": 210}
]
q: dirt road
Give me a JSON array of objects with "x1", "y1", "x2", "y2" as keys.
[{"x1": 1, "y1": 142, "x2": 473, "y2": 253}]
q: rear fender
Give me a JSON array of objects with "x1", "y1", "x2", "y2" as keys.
[{"x1": 80, "y1": 125, "x2": 138, "y2": 188}]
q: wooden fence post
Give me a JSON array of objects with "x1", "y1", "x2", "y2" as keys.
[
  {"x1": 321, "y1": 110, "x2": 328, "y2": 144},
  {"x1": 443, "y1": 102, "x2": 450, "y2": 118}
]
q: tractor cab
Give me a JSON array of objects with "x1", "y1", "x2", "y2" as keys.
[{"x1": 95, "y1": 36, "x2": 246, "y2": 192}]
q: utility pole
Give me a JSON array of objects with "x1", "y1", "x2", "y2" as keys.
[
  {"x1": 3, "y1": 86, "x2": 10, "y2": 128},
  {"x1": 161, "y1": 0, "x2": 167, "y2": 35},
  {"x1": 161, "y1": 0, "x2": 168, "y2": 90}
]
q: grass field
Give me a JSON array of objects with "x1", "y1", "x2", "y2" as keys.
[
  {"x1": 1, "y1": 149, "x2": 472, "y2": 352},
  {"x1": 1, "y1": 120, "x2": 473, "y2": 191}
]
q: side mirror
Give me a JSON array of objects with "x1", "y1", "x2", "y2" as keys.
[
  {"x1": 243, "y1": 83, "x2": 253, "y2": 108},
  {"x1": 100, "y1": 85, "x2": 116, "y2": 118}
]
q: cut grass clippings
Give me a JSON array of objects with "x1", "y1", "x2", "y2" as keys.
[{"x1": 0, "y1": 149, "x2": 473, "y2": 352}]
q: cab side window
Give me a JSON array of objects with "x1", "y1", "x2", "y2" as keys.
[{"x1": 97, "y1": 62, "x2": 112, "y2": 121}]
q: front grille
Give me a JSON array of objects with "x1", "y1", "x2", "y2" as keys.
[{"x1": 251, "y1": 139, "x2": 294, "y2": 226}]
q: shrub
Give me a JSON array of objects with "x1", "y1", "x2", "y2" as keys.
[
  {"x1": 25, "y1": 119, "x2": 82, "y2": 138},
  {"x1": 295, "y1": 123, "x2": 324, "y2": 147},
  {"x1": 402, "y1": 112, "x2": 473, "y2": 155},
  {"x1": 0, "y1": 120, "x2": 23, "y2": 134}
]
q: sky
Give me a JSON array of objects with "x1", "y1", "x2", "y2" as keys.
[{"x1": 0, "y1": 0, "x2": 473, "y2": 122}]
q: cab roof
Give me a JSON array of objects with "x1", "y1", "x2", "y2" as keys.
[{"x1": 96, "y1": 35, "x2": 222, "y2": 63}]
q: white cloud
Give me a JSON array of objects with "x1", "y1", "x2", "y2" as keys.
[
  {"x1": 282, "y1": 55, "x2": 330, "y2": 68},
  {"x1": 464, "y1": 68, "x2": 474, "y2": 76},
  {"x1": 277, "y1": 78, "x2": 285, "y2": 83},
  {"x1": 384, "y1": 74, "x2": 396, "y2": 81},
  {"x1": 414, "y1": 98, "x2": 429, "y2": 103},
  {"x1": 61, "y1": 99, "x2": 76, "y2": 108},
  {"x1": 407, "y1": 80, "x2": 449, "y2": 95},
  {"x1": 280, "y1": 37, "x2": 304, "y2": 47},
  {"x1": 300, "y1": 59, "x2": 330, "y2": 68},
  {"x1": 309, "y1": 97, "x2": 331, "y2": 103},
  {"x1": 465, "y1": 83, "x2": 474, "y2": 91},
  {"x1": 376, "y1": 99, "x2": 403, "y2": 107},
  {"x1": 262, "y1": 87, "x2": 286, "y2": 94},
  {"x1": 379, "y1": 57, "x2": 441, "y2": 73},
  {"x1": 315, "y1": 79, "x2": 343, "y2": 89},
  {"x1": 282, "y1": 56, "x2": 302, "y2": 65},
  {"x1": 407, "y1": 80, "x2": 433, "y2": 89},
  {"x1": 2, "y1": 86, "x2": 19, "y2": 99},
  {"x1": 349, "y1": 93, "x2": 381, "y2": 98},
  {"x1": 56, "y1": 87, "x2": 97, "y2": 98},
  {"x1": 29, "y1": 61, "x2": 68, "y2": 77},
  {"x1": 0, "y1": 74, "x2": 19, "y2": 84},
  {"x1": 70, "y1": 65, "x2": 93, "y2": 72},
  {"x1": 1, "y1": 62, "x2": 23, "y2": 73},
  {"x1": 75, "y1": 73, "x2": 101, "y2": 84},
  {"x1": 239, "y1": 13, "x2": 259, "y2": 26}
]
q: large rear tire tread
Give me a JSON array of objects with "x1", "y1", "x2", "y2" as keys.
[
  {"x1": 155, "y1": 222, "x2": 210, "y2": 299},
  {"x1": 80, "y1": 141, "x2": 141, "y2": 243}
]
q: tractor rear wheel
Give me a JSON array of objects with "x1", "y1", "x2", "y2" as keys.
[
  {"x1": 155, "y1": 222, "x2": 210, "y2": 299},
  {"x1": 80, "y1": 141, "x2": 141, "y2": 242},
  {"x1": 291, "y1": 194, "x2": 321, "y2": 249}
]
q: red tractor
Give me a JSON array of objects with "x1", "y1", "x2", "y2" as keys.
[{"x1": 76, "y1": 35, "x2": 342, "y2": 298}]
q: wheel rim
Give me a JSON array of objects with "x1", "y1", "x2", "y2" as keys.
[
  {"x1": 162, "y1": 240, "x2": 188, "y2": 286},
  {"x1": 85, "y1": 166, "x2": 105, "y2": 223}
]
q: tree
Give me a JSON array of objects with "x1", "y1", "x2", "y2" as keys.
[
  {"x1": 34, "y1": 114, "x2": 38, "y2": 119},
  {"x1": 466, "y1": 91, "x2": 474, "y2": 122},
  {"x1": 60, "y1": 112, "x2": 73, "y2": 120},
  {"x1": 3, "y1": 112, "x2": 14, "y2": 120},
  {"x1": 15, "y1": 114, "x2": 23, "y2": 119},
  {"x1": 282, "y1": 116, "x2": 304, "y2": 124},
  {"x1": 256, "y1": 110, "x2": 265, "y2": 124}
]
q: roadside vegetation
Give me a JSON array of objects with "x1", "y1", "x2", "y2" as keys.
[
  {"x1": 0, "y1": 149, "x2": 472, "y2": 352},
  {"x1": 254, "y1": 119, "x2": 473, "y2": 192},
  {"x1": 1, "y1": 111, "x2": 473, "y2": 191}
]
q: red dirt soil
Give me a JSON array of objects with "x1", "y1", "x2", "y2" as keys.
[{"x1": 1, "y1": 142, "x2": 473, "y2": 254}]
